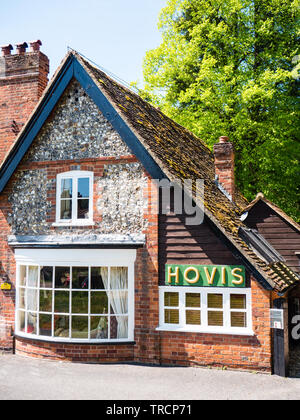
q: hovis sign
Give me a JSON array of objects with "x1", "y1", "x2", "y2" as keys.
[{"x1": 166, "y1": 265, "x2": 246, "y2": 288}]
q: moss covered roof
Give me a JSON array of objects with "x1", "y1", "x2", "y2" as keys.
[{"x1": 78, "y1": 54, "x2": 299, "y2": 293}]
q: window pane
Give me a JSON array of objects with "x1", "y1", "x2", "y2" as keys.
[
  {"x1": 40, "y1": 267, "x2": 53, "y2": 289},
  {"x1": 208, "y1": 294, "x2": 223, "y2": 309},
  {"x1": 18, "y1": 289, "x2": 25, "y2": 310},
  {"x1": 90, "y1": 316, "x2": 108, "y2": 339},
  {"x1": 55, "y1": 267, "x2": 70, "y2": 289},
  {"x1": 39, "y1": 314, "x2": 52, "y2": 337},
  {"x1": 90, "y1": 292, "x2": 108, "y2": 314},
  {"x1": 230, "y1": 294, "x2": 246, "y2": 310},
  {"x1": 208, "y1": 311, "x2": 223, "y2": 326},
  {"x1": 164, "y1": 292, "x2": 179, "y2": 307},
  {"x1": 27, "y1": 312, "x2": 37, "y2": 335},
  {"x1": 186, "y1": 310, "x2": 201, "y2": 325},
  {"x1": 72, "y1": 291, "x2": 89, "y2": 314},
  {"x1": 27, "y1": 288, "x2": 38, "y2": 312},
  {"x1": 91, "y1": 267, "x2": 107, "y2": 289},
  {"x1": 61, "y1": 178, "x2": 72, "y2": 198},
  {"x1": 17, "y1": 311, "x2": 26, "y2": 332},
  {"x1": 54, "y1": 315, "x2": 69, "y2": 338},
  {"x1": 110, "y1": 316, "x2": 128, "y2": 339},
  {"x1": 60, "y1": 199, "x2": 72, "y2": 220},
  {"x1": 19, "y1": 266, "x2": 26, "y2": 286},
  {"x1": 54, "y1": 291, "x2": 70, "y2": 313},
  {"x1": 72, "y1": 316, "x2": 89, "y2": 339},
  {"x1": 164, "y1": 309, "x2": 179, "y2": 324},
  {"x1": 186, "y1": 293, "x2": 201, "y2": 308},
  {"x1": 39, "y1": 289, "x2": 52, "y2": 313},
  {"x1": 110, "y1": 291, "x2": 128, "y2": 315},
  {"x1": 77, "y1": 199, "x2": 89, "y2": 219},
  {"x1": 72, "y1": 267, "x2": 89, "y2": 289},
  {"x1": 28, "y1": 266, "x2": 38, "y2": 288},
  {"x1": 231, "y1": 312, "x2": 247, "y2": 328},
  {"x1": 78, "y1": 178, "x2": 90, "y2": 198},
  {"x1": 110, "y1": 267, "x2": 128, "y2": 289}
]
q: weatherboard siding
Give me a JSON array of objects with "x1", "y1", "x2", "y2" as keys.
[
  {"x1": 158, "y1": 212, "x2": 243, "y2": 286},
  {"x1": 245, "y1": 201, "x2": 300, "y2": 275}
]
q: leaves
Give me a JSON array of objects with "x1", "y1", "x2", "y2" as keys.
[{"x1": 140, "y1": 0, "x2": 300, "y2": 221}]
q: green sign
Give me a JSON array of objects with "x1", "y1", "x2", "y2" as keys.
[{"x1": 165, "y1": 265, "x2": 246, "y2": 288}]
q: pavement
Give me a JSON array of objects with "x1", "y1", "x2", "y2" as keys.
[{"x1": 0, "y1": 354, "x2": 300, "y2": 400}]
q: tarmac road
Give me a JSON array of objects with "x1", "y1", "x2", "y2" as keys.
[{"x1": 0, "y1": 354, "x2": 300, "y2": 400}]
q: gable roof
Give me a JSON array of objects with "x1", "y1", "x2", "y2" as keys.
[
  {"x1": 242, "y1": 193, "x2": 300, "y2": 233},
  {"x1": 0, "y1": 51, "x2": 298, "y2": 294}
]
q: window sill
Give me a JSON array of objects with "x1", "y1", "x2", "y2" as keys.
[
  {"x1": 156, "y1": 326, "x2": 255, "y2": 336},
  {"x1": 15, "y1": 333, "x2": 135, "y2": 345},
  {"x1": 52, "y1": 221, "x2": 95, "y2": 227}
]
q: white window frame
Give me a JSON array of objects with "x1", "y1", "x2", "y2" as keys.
[
  {"x1": 157, "y1": 286, "x2": 253, "y2": 336},
  {"x1": 53, "y1": 171, "x2": 94, "y2": 227},
  {"x1": 15, "y1": 248, "x2": 135, "y2": 343}
]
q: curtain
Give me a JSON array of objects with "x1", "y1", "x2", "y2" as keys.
[
  {"x1": 27, "y1": 266, "x2": 39, "y2": 331},
  {"x1": 108, "y1": 268, "x2": 128, "y2": 339},
  {"x1": 94, "y1": 268, "x2": 109, "y2": 338}
]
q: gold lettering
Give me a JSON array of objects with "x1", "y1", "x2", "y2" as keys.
[
  {"x1": 204, "y1": 267, "x2": 217, "y2": 285},
  {"x1": 221, "y1": 267, "x2": 226, "y2": 285},
  {"x1": 184, "y1": 267, "x2": 200, "y2": 284},
  {"x1": 231, "y1": 268, "x2": 244, "y2": 285},
  {"x1": 167, "y1": 266, "x2": 179, "y2": 284}
]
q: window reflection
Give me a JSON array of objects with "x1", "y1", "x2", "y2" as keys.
[
  {"x1": 55, "y1": 267, "x2": 70, "y2": 289},
  {"x1": 77, "y1": 178, "x2": 89, "y2": 198}
]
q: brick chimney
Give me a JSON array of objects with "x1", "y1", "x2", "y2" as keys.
[
  {"x1": 214, "y1": 136, "x2": 235, "y2": 201},
  {"x1": 0, "y1": 40, "x2": 49, "y2": 164}
]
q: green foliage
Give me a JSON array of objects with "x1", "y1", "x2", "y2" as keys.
[{"x1": 141, "y1": 0, "x2": 300, "y2": 221}]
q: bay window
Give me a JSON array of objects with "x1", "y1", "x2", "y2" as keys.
[{"x1": 15, "y1": 249, "x2": 135, "y2": 343}]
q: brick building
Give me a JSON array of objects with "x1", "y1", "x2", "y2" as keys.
[{"x1": 0, "y1": 43, "x2": 299, "y2": 375}]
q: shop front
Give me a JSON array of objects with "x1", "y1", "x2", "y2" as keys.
[
  {"x1": 158, "y1": 265, "x2": 252, "y2": 336},
  {"x1": 0, "y1": 46, "x2": 299, "y2": 375}
]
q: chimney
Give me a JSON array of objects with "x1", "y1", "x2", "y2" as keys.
[
  {"x1": 15, "y1": 42, "x2": 28, "y2": 55},
  {"x1": 0, "y1": 40, "x2": 49, "y2": 164},
  {"x1": 214, "y1": 136, "x2": 235, "y2": 201}
]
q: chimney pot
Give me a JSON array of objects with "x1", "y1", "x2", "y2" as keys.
[
  {"x1": 15, "y1": 42, "x2": 28, "y2": 55},
  {"x1": 29, "y1": 40, "x2": 42, "y2": 52},
  {"x1": 1, "y1": 44, "x2": 13, "y2": 56},
  {"x1": 219, "y1": 136, "x2": 230, "y2": 143}
]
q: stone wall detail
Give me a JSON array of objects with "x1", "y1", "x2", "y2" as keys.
[
  {"x1": 25, "y1": 79, "x2": 132, "y2": 162},
  {"x1": 8, "y1": 169, "x2": 51, "y2": 235},
  {"x1": 97, "y1": 163, "x2": 148, "y2": 234}
]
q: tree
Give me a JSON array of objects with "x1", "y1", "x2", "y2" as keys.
[{"x1": 141, "y1": 0, "x2": 300, "y2": 221}]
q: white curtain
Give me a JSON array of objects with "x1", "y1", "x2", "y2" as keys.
[
  {"x1": 103, "y1": 267, "x2": 128, "y2": 339},
  {"x1": 94, "y1": 268, "x2": 109, "y2": 338},
  {"x1": 27, "y1": 266, "x2": 39, "y2": 331}
]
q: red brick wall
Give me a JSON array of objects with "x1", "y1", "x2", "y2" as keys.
[
  {"x1": 0, "y1": 50, "x2": 49, "y2": 163},
  {"x1": 15, "y1": 337, "x2": 134, "y2": 362},
  {"x1": 158, "y1": 280, "x2": 272, "y2": 372}
]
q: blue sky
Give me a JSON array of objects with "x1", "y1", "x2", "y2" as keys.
[{"x1": 0, "y1": 0, "x2": 167, "y2": 84}]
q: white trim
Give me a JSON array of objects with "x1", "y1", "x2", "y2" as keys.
[
  {"x1": 55, "y1": 171, "x2": 94, "y2": 226},
  {"x1": 158, "y1": 286, "x2": 253, "y2": 336},
  {"x1": 15, "y1": 249, "x2": 136, "y2": 343},
  {"x1": 52, "y1": 221, "x2": 95, "y2": 227},
  {"x1": 155, "y1": 327, "x2": 255, "y2": 336}
]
